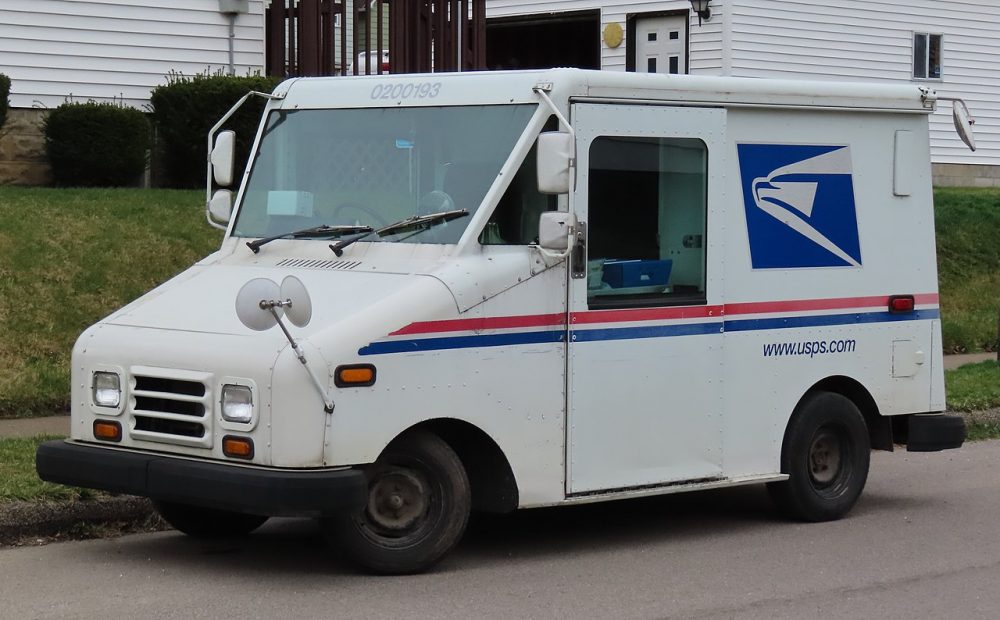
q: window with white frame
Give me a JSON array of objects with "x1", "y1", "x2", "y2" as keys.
[{"x1": 913, "y1": 33, "x2": 942, "y2": 79}]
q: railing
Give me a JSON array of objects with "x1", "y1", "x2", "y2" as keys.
[{"x1": 265, "y1": 0, "x2": 486, "y2": 77}]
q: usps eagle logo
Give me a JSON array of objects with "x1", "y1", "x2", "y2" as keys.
[{"x1": 737, "y1": 144, "x2": 862, "y2": 269}]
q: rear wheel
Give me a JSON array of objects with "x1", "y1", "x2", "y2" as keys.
[
  {"x1": 323, "y1": 430, "x2": 471, "y2": 574},
  {"x1": 153, "y1": 501, "x2": 268, "y2": 538},
  {"x1": 767, "y1": 391, "x2": 870, "y2": 522}
]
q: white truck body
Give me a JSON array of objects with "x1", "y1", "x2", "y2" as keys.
[{"x1": 39, "y1": 69, "x2": 965, "y2": 572}]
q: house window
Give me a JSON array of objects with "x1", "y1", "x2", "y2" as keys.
[{"x1": 913, "y1": 33, "x2": 942, "y2": 79}]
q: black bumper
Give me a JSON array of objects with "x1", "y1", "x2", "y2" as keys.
[
  {"x1": 906, "y1": 413, "x2": 967, "y2": 452},
  {"x1": 36, "y1": 440, "x2": 367, "y2": 517}
]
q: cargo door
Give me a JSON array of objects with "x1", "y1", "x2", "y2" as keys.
[{"x1": 566, "y1": 103, "x2": 725, "y2": 494}]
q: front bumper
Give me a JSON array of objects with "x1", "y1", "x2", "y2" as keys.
[
  {"x1": 36, "y1": 440, "x2": 367, "y2": 517},
  {"x1": 906, "y1": 413, "x2": 967, "y2": 452}
]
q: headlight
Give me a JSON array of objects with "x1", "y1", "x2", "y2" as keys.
[
  {"x1": 221, "y1": 384, "x2": 253, "y2": 423},
  {"x1": 92, "y1": 372, "x2": 121, "y2": 408}
]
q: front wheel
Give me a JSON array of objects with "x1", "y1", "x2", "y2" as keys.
[
  {"x1": 767, "y1": 391, "x2": 870, "y2": 522},
  {"x1": 153, "y1": 501, "x2": 269, "y2": 538},
  {"x1": 323, "y1": 430, "x2": 471, "y2": 574}
]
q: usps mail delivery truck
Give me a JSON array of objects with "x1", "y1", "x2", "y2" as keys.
[{"x1": 37, "y1": 69, "x2": 969, "y2": 574}]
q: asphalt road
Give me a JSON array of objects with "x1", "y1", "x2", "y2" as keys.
[{"x1": 3, "y1": 441, "x2": 999, "y2": 620}]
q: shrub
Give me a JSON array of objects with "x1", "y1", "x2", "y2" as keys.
[
  {"x1": 43, "y1": 102, "x2": 150, "y2": 187},
  {"x1": 0, "y1": 73, "x2": 10, "y2": 129},
  {"x1": 150, "y1": 72, "x2": 281, "y2": 188}
]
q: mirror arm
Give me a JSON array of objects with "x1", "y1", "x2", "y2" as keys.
[{"x1": 205, "y1": 90, "x2": 286, "y2": 230}]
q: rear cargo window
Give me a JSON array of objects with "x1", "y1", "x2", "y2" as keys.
[{"x1": 587, "y1": 135, "x2": 707, "y2": 309}]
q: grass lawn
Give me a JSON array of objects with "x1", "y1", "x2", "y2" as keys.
[
  {"x1": 945, "y1": 360, "x2": 1000, "y2": 412},
  {"x1": 0, "y1": 436, "x2": 99, "y2": 502},
  {"x1": 935, "y1": 187, "x2": 1000, "y2": 353},
  {"x1": 0, "y1": 187, "x2": 219, "y2": 417}
]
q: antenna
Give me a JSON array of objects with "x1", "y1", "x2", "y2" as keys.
[{"x1": 234, "y1": 276, "x2": 334, "y2": 413}]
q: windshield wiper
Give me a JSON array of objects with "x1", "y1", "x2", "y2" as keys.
[
  {"x1": 330, "y1": 229, "x2": 377, "y2": 257},
  {"x1": 329, "y1": 209, "x2": 469, "y2": 256},
  {"x1": 246, "y1": 224, "x2": 373, "y2": 254}
]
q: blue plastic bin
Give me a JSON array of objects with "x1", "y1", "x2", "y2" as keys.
[{"x1": 602, "y1": 259, "x2": 673, "y2": 288}]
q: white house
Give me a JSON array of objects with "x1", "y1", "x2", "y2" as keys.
[
  {"x1": 485, "y1": 0, "x2": 1000, "y2": 186},
  {"x1": 2, "y1": 0, "x2": 996, "y2": 186},
  {"x1": 0, "y1": 0, "x2": 265, "y2": 184}
]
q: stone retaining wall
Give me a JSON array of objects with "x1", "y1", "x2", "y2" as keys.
[{"x1": 0, "y1": 108, "x2": 51, "y2": 186}]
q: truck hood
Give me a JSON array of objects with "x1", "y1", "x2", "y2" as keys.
[{"x1": 105, "y1": 263, "x2": 440, "y2": 337}]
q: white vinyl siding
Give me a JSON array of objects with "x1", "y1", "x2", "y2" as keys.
[
  {"x1": 728, "y1": 0, "x2": 1000, "y2": 165},
  {"x1": 0, "y1": 0, "x2": 265, "y2": 109}
]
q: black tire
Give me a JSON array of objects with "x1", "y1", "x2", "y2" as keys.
[
  {"x1": 323, "y1": 430, "x2": 471, "y2": 575},
  {"x1": 153, "y1": 501, "x2": 269, "y2": 538},
  {"x1": 767, "y1": 391, "x2": 871, "y2": 522}
]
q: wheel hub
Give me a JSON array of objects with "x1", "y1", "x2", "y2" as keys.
[
  {"x1": 366, "y1": 467, "x2": 430, "y2": 534},
  {"x1": 809, "y1": 429, "x2": 843, "y2": 486}
]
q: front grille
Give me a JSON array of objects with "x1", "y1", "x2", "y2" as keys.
[
  {"x1": 129, "y1": 369, "x2": 212, "y2": 448},
  {"x1": 134, "y1": 376, "x2": 205, "y2": 397},
  {"x1": 134, "y1": 416, "x2": 205, "y2": 438},
  {"x1": 134, "y1": 396, "x2": 204, "y2": 417}
]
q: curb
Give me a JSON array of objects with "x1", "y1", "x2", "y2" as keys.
[
  {"x1": 0, "y1": 495, "x2": 162, "y2": 545},
  {"x1": 963, "y1": 408, "x2": 1000, "y2": 425}
]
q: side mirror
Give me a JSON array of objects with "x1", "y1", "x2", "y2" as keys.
[
  {"x1": 208, "y1": 189, "x2": 233, "y2": 225},
  {"x1": 211, "y1": 130, "x2": 236, "y2": 186},
  {"x1": 536, "y1": 132, "x2": 572, "y2": 194},
  {"x1": 538, "y1": 211, "x2": 577, "y2": 251},
  {"x1": 952, "y1": 100, "x2": 976, "y2": 152}
]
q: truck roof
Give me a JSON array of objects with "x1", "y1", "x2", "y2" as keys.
[{"x1": 275, "y1": 68, "x2": 935, "y2": 114}]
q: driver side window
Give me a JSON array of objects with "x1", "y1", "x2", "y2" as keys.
[{"x1": 587, "y1": 135, "x2": 708, "y2": 309}]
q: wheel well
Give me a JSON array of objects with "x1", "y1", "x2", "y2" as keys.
[
  {"x1": 399, "y1": 419, "x2": 519, "y2": 513},
  {"x1": 802, "y1": 376, "x2": 892, "y2": 451}
]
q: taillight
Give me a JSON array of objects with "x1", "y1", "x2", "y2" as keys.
[{"x1": 888, "y1": 295, "x2": 915, "y2": 314}]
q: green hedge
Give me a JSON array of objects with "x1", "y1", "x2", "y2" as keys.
[
  {"x1": 0, "y1": 74, "x2": 10, "y2": 129},
  {"x1": 150, "y1": 73, "x2": 281, "y2": 188},
  {"x1": 43, "y1": 102, "x2": 150, "y2": 187}
]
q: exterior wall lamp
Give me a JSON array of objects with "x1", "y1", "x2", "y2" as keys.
[{"x1": 690, "y1": 0, "x2": 712, "y2": 25}]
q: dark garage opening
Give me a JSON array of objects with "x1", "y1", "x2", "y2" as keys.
[{"x1": 486, "y1": 11, "x2": 600, "y2": 70}]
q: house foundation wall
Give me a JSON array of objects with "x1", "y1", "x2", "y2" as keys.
[
  {"x1": 933, "y1": 163, "x2": 1000, "y2": 188},
  {"x1": 0, "y1": 109, "x2": 51, "y2": 186}
]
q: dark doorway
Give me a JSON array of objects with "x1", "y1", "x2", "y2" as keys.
[{"x1": 486, "y1": 11, "x2": 600, "y2": 70}]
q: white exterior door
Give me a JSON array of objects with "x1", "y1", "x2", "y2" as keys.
[
  {"x1": 635, "y1": 15, "x2": 687, "y2": 74},
  {"x1": 566, "y1": 103, "x2": 725, "y2": 495}
]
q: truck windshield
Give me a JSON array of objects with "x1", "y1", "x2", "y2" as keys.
[{"x1": 232, "y1": 104, "x2": 536, "y2": 244}]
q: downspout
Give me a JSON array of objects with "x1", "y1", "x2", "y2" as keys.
[
  {"x1": 228, "y1": 13, "x2": 237, "y2": 76},
  {"x1": 217, "y1": 0, "x2": 250, "y2": 76}
]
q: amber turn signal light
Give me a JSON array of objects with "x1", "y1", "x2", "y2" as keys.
[
  {"x1": 93, "y1": 420, "x2": 122, "y2": 442},
  {"x1": 223, "y1": 436, "x2": 254, "y2": 460},
  {"x1": 335, "y1": 364, "x2": 376, "y2": 387}
]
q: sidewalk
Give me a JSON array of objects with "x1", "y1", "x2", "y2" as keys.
[
  {"x1": 943, "y1": 352, "x2": 996, "y2": 370},
  {"x1": 0, "y1": 353, "x2": 995, "y2": 439},
  {"x1": 0, "y1": 415, "x2": 69, "y2": 438}
]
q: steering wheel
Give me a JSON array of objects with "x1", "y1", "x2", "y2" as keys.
[
  {"x1": 418, "y1": 190, "x2": 456, "y2": 215},
  {"x1": 330, "y1": 202, "x2": 389, "y2": 228}
]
